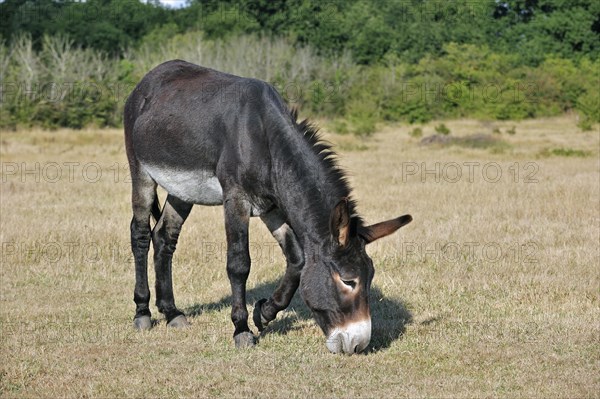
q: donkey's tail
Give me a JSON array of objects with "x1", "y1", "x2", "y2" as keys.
[{"x1": 151, "y1": 193, "x2": 162, "y2": 223}]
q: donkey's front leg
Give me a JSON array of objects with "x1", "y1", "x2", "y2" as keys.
[
  {"x1": 223, "y1": 193, "x2": 255, "y2": 348},
  {"x1": 254, "y1": 208, "x2": 305, "y2": 331}
]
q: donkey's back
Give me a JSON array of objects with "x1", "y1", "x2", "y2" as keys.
[{"x1": 124, "y1": 60, "x2": 283, "y2": 206}]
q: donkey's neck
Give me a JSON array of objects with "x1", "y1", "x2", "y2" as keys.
[{"x1": 269, "y1": 121, "x2": 352, "y2": 246}]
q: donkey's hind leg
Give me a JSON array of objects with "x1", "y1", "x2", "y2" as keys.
[
  {"x1": 254, "y1": 208, "x2": 304, "y2": 331},
  {"x1": 130, "y1": 169, "x2": 159, "y2": 331},
  {"x1": 152, "y1": 194, "x2": 193, "y2": 327}
]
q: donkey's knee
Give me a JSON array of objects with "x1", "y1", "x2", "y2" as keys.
[
  {"x1": 285, "y1": 238, "x2": 304, "y2": 270},
  {"x1": 265, "y1": 217, "x2": 304, "y2": 268},
  {"x1": 131, "y1": 217, "x2": 151, "y2": 252},
  {"x1": 226, "y1": 250, "x2": 251, "y2": 279},
  {"x1": 151, "y1": 195, "x2": 190, "y2": 256},
  {"x1": 151, "y1": 222, "x2": 180, "y2": 257}
]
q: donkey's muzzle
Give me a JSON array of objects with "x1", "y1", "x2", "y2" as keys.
[{"x1": 325, "y1": 319, "x2": 371, "y2": 354}]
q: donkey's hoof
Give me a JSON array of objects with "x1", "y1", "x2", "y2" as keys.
[
  {"x1": 234, "y1": 332, "x2": 256, "y2": 349},
  {"x1": 253, "y1": 298, "x2": 270, "y2": 331},
  {"x1": 167, "y1": 315, "x2": 190, "y2": 328},
  {"x1": 133, "y1": 316, "x2": 152, "y2": 331}
]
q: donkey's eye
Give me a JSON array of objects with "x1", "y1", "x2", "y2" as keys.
[{"x1": 341, "y1": 279, "x2": 357, "y2": 289}]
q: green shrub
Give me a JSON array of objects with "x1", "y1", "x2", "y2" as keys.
[
  {"x1": 577, "y1": 118, "x2": 593, "y2": 132},
  {"x1": 435, "y1": 123, "x2": 451, "y2": 135},
  {"x1": 576, "y1": 89, "x2": 600, "y2": 125},
  {"x1": 329, "y1": 119, "x2": 349, "y2": 134},
  {"x1": 348, "y1": 114, "x2": 376, "y2": 136},
  {"x1": 409, "y1": 127, "x2": 423, "y2": 138}
]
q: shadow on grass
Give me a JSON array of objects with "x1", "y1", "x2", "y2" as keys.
[
  {"x1": 368, "y1": 288, "x2": 413, "y2": 352},
  {"x1": 183, "y1": 279, "x2": 412, "y2": 352}
]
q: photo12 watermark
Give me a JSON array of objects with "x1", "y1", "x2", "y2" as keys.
[
  {"x1": 1, "y1": 240, "x2": 281, "y2": 267},
  {"x1": 1, "y1": 162, "x2": 130, "y2": 184},
  {"x1": 399, "y1": 241, "x2": 539, "y2": 265},
  {"x1": 398, "y1": 162, "x2": 539, "y2": 184},
  {"x1": 400, "y1": 81, "x2": 538, "y2": 104}
]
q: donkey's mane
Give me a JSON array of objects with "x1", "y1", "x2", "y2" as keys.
[{"x1": 289, "y1": 108, "x2": 365, "y2": 231}]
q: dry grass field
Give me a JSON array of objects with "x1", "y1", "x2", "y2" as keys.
[{"x1": 1, "y1": 116, "x2": 599, "y2": 398}]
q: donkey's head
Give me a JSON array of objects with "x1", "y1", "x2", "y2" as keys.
[{"x1": 300, "y1": 199, "x2": 412, "y2": 354}]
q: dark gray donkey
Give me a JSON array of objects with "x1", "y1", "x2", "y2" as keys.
[{"x1": 124, "y1": 60, "x2": 412, "y2": 354}]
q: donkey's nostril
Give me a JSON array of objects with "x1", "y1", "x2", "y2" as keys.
[
  {"x1": 325, "y1": 333, "x2": 343, "y2": 353},
  {"x1": 353, "y1": 344, "x2": 359, "y2": 354}
]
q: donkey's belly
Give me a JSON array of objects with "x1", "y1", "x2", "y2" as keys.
[{"x1": 143, "y1": 164, "x2": 223, "y2": 205}]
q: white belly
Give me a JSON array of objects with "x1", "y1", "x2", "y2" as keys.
[{"x1": 143, "y1": 163, "x2": 223, "y2": 205}]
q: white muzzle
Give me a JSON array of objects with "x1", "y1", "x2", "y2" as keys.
[{"x1": 325, "y1": 319, "x2": 372, "y2": 354}]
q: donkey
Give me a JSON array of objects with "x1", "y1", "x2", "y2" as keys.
[{"x1": 124, "y1": 60, "x2": 412, "y2": 354}]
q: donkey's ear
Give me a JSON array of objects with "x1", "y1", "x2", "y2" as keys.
[
  {"x1": 330, "y1": 199, "x2": 351, "y2": 248},
  {"x1": 359, "y1": 215, "x2": 412, "y2": 244}
]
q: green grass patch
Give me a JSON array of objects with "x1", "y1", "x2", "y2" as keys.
[
  {"x1": 539, "y1": 147, "x2": 592, "y2": 158},
  {"x1": 409, "y1": 127, "x2": 423, "y2": 138},
  {"x1": 434, "y1": 123, "x2": 451, "y2": 135},
  {"x1": 337, "y1": 142, "x2": 369, "y2": 152}
]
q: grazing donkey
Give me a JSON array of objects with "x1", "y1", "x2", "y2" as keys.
[{"x1": 124, "y1": 60, "x2": 412, "y2": 354}]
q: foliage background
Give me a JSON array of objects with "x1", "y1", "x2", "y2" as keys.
[{"x1": 0, "y1": 0, "x2": 598, "y2": 132}]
